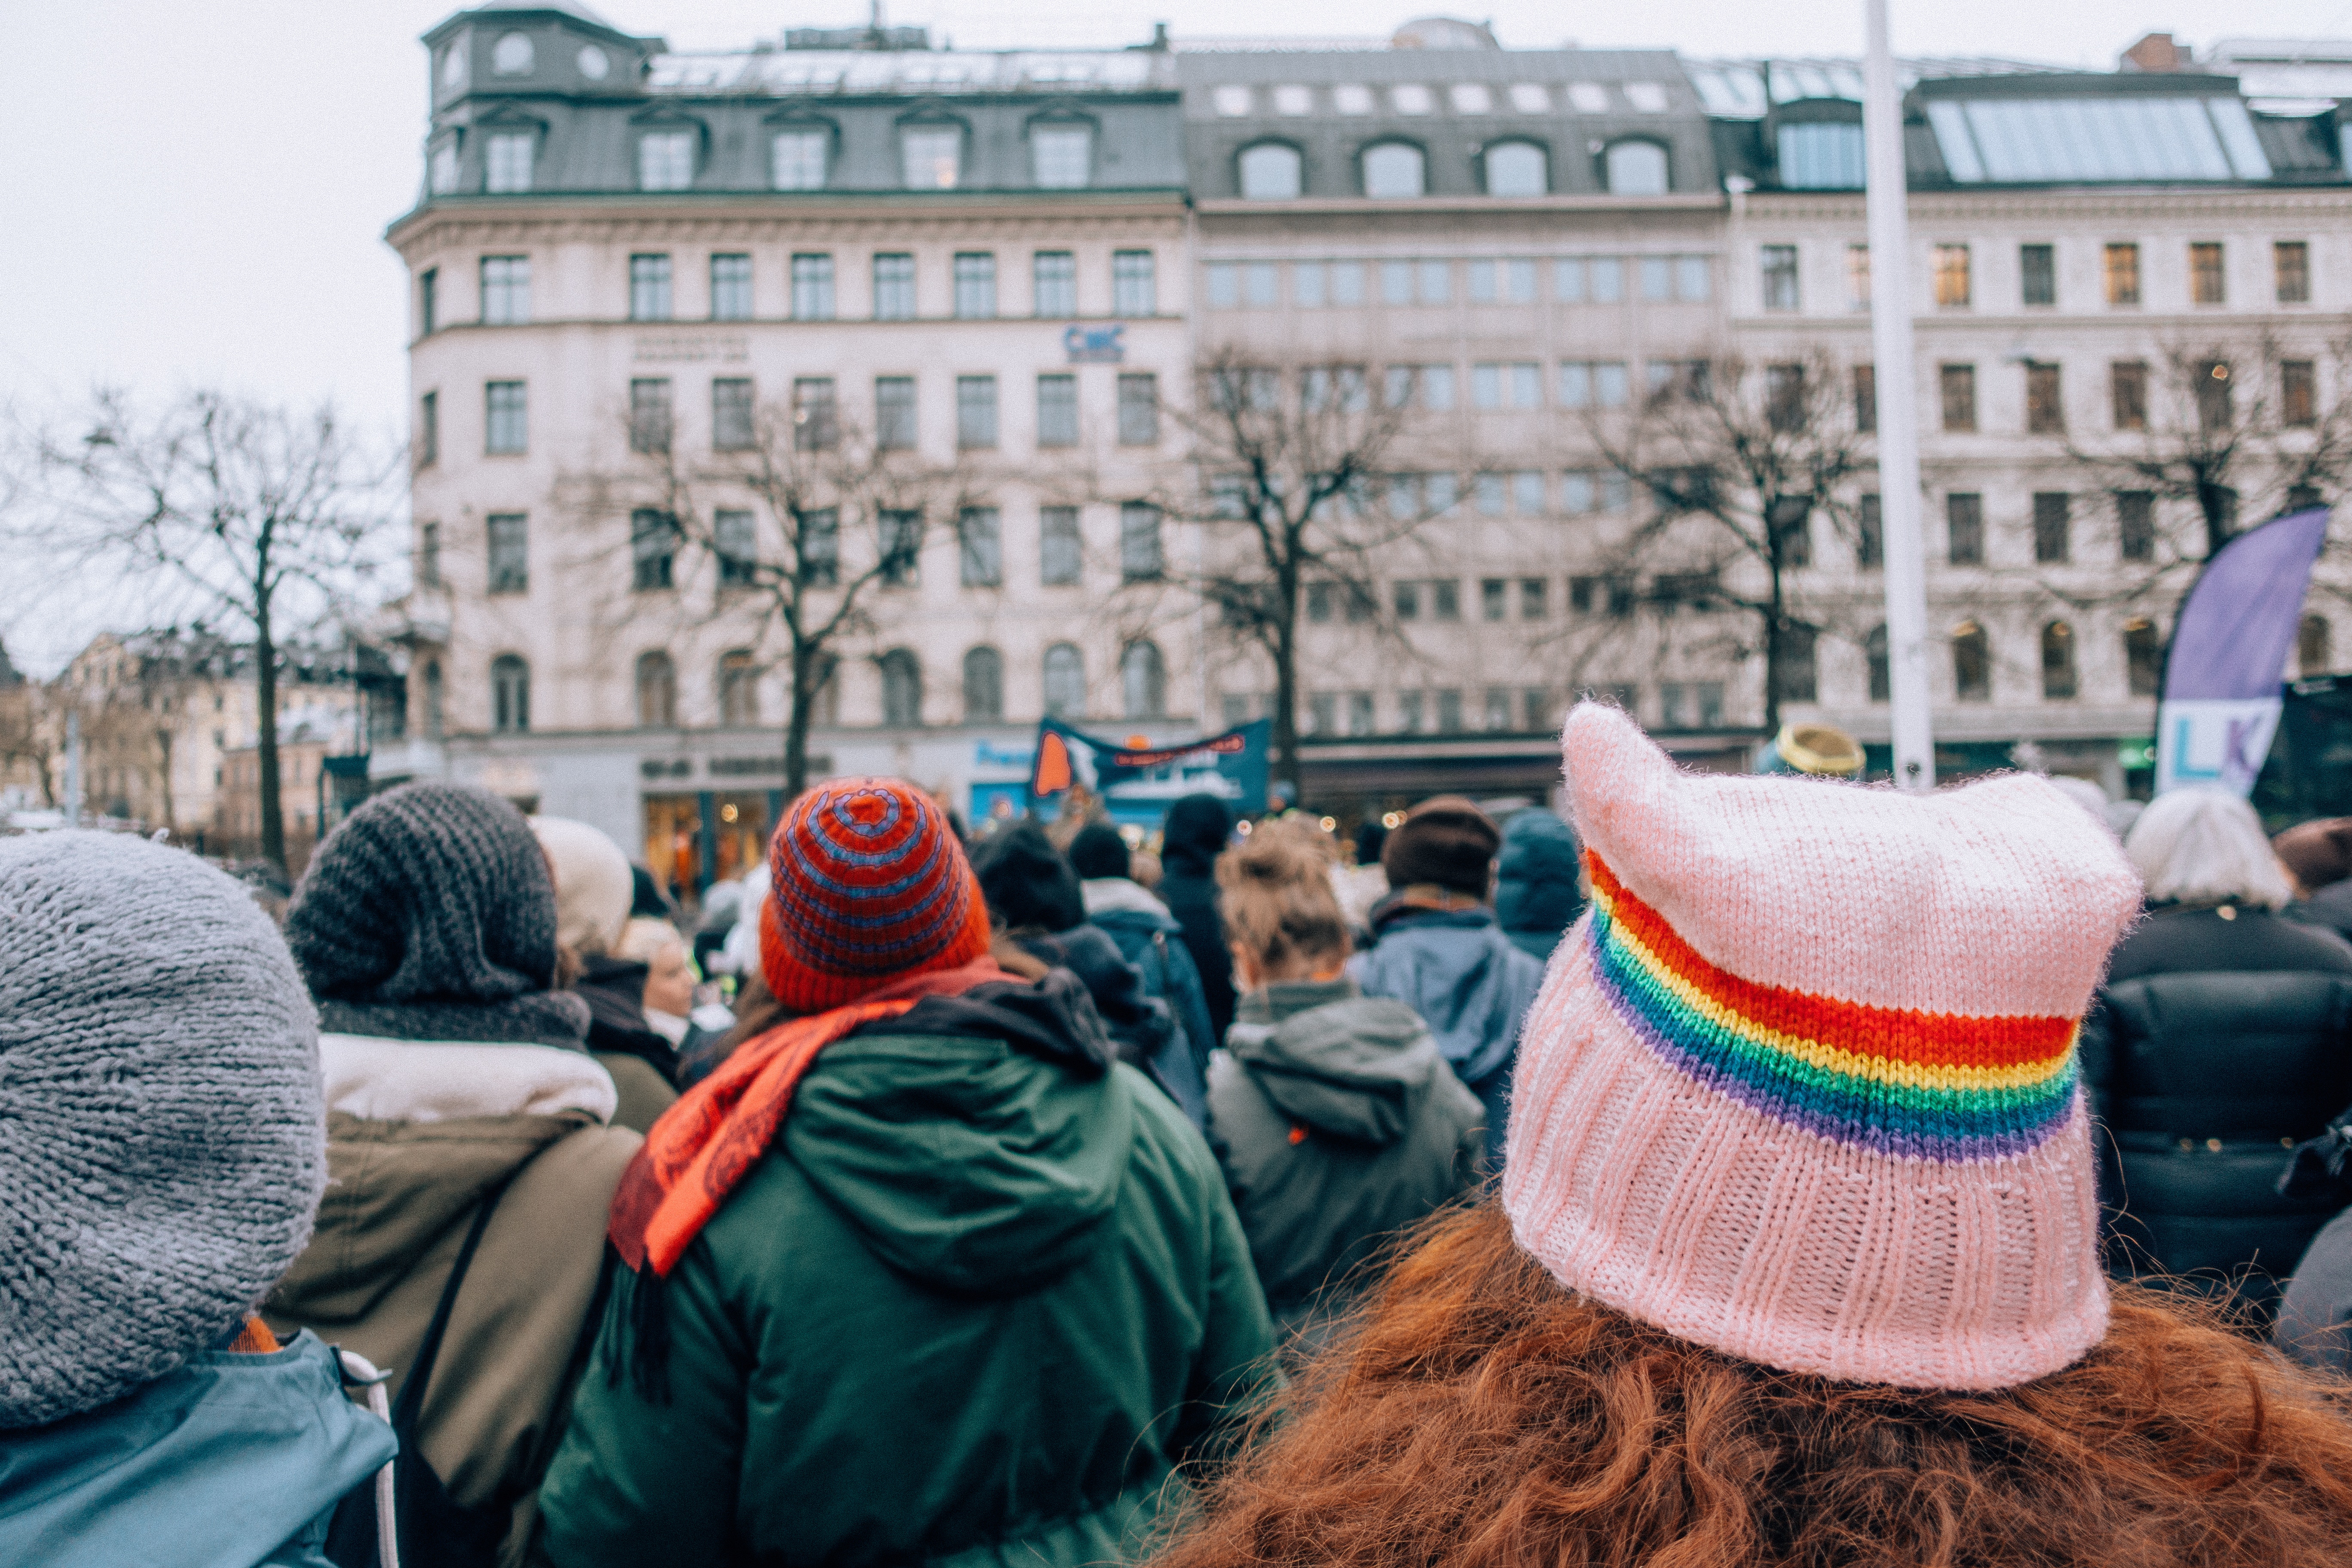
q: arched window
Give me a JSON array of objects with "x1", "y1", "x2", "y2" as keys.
[
  {"x1": 1865, "y1": 625, "x2": 1890, "y2": 702},
  {"x1": 2040, "y1": 621, "x2": 2078, "y2": 700},
  {"x1": 1951, "y1": 621, "x2": 1991, "y2": 702},
  {"x1": 423, "y1": 659, "x2": 445, "y2": 739},
  {"x1": 1603, "y1": 139, "x2": 1669, "y2": 195},
  {"x1": 1042, "y1": 642, "x2": 1086, "y2": 719},
  {"x1": 2124, "y1": 618, "x2": 2163, "y2": 697},
  {"x1": 491, "y1": 654, "x2": 530, "y2": 733},
  {"x1": 635, "y1": 650, "x2": 677, "y2": 727},
  {"x1": 2301, "y1": 612, "x2": 2334, "y2": 677},
  {"x1": 1121, "y1": 640, "x2": 1166, "y2": 720},
  {"x1": 879, "y1": 648, "x2": 923, "y2": 727},
  {"x1": 1362, "y1": 142, "x2": 1427, "y2": 198},
  {"x1": 717, "y1": 649, "x2": 759, "y2": 727},
  {"x1": 1484, "y1": 140, "x2": 1548, "y2": 196},
  {"x1": 963, "y1": 645, "x2": 1004, "y2": 722},
  {"x1": 1237, "y1": 142, "x2": 1302, "y2": 200}
]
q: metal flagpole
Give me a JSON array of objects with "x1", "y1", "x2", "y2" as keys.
[{"x1": 1863, "y1": 0, "x2": 1936, "y2": 790}]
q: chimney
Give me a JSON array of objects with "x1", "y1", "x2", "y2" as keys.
[{"x1": 2121, "y1": 31, "x2": 2188, "y2": 73}]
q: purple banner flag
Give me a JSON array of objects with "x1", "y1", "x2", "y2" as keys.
[{"x1": 2156, "y1": 506, "x2": 2330, "y2": 794}]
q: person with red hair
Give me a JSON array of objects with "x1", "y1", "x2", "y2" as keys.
[
  {"x1": 1152, "y1": 707, "x2": 2352, "y2": 1568},
  {"x1": 537, "y1": 780, "x2": 1275, "y2": 1567}
]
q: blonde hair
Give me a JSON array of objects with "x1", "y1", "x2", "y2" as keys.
[
  {"x1": 2126, "y1": 787, "x2": 2296, "y2": 910},
  {"x1": 1217, "y1": 821, "x2": 1350, "y2": 972},
  {"x1": 616, "y1": 917, "x2": 686, "y2": 966}
]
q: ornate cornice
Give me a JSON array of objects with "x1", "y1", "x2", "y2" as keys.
[
  {"x1": 1745, "y1": 186, "x2": 2352, "y2": 223},
  {"x1": 388, "y1": 193, "x2": 1188, "y2": 256}
]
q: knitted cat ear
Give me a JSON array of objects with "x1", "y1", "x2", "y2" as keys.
[{"x1": 1559, "y1": 700, "x2": 1681, "y2": 857}]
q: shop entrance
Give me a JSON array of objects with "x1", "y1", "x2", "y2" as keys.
[{"x1": 644, "y1": 790, "x2": 780, "y2": 909}]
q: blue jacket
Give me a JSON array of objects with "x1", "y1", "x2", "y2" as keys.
[
  {"x1": 0, "y1": 1329, "x2": 396, "y2": 1568},
  {"x1": 1351, "y1": 904, "x2": 1544, "y2": 1167},
  {"x1": 1082, "y1": 878, "x2": 1219, "y2": 1127}
]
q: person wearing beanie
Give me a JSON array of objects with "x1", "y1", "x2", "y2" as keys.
[
  {"x1": 1492, "y1": 807, "x2": 1584, "y2": 959},
  {"x1": 531, "y1": 815, "x2": 680, "y2": 1134},
  {"x1": 267, "y1": 781, "x2": 641, "y2": 1562},
  {"x1": 1351, "y1": 795, "x2": 1543, "y2": 1166},
  {"x1": 536, "y1": 780, "x2": 1277, "y2": 1568},
  {"x1": 1070, "y1": 820, "x2": 1221, "y2": 1126},
  {"x1": 1209, "y1": 821, "x2": 1485, "y2": 1359},
  {"x1": 0, "y1": 833, "x2": 395, "y2": 1568},
  {"x1": 2081, "y1": 789, "x2": 2352, "y2": 1321},
  {"x1": 1161, "y1": 793, "x2": 1240, "y2": 1045},
  {"x1": 1151, "y1": 704, "x2": 2352, "y2": 1568},
  {"x1": 2279, "y1": 815, "x2": 2352, "y2": 945}
]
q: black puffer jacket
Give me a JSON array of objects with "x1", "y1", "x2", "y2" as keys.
[{"x1": 2079, "y1": 902, "x2": 2352, "y2": 1316}]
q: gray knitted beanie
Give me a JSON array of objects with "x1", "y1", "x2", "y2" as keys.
[
  {"x1": 0, "y1": 832, "x2": 326, "y2": 1429},
  {"x1": 284, "y1": 781, "x2": 590, "y2": 1047}
]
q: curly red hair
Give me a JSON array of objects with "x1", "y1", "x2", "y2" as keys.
[{"x1": 1154, "y1": 1203, "x2": 2352, "y2": 1568}]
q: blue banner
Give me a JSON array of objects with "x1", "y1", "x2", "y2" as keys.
[{"x1": 1026, "y1": 719, "x2": 1271, "y2": 826}]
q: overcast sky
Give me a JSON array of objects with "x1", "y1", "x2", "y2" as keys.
[{"x1": 4, "y1": 0, "x2": 2349, "y2": 668}]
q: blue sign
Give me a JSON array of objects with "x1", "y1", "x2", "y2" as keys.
[
  {"x1": 972, "y1": 740, "x2": 1035, "y2": 770},
  {"x1": 1063, "y1": 324, "x2": 1125, "y2": 364},
  {"x1": 1027, "y1": 718, "x2": 1271, "y2": 827}
]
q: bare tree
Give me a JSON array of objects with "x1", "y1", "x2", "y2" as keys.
[
  {"x1": 11, "y1": 390, "x2": 395, "y2": 871},
  {"x1": 1582, "y1": 351, "x2": 1874, "y2": 733},
  {"x1": 1125, "y1": 349, "x2": 1458, "y2": 805},
  {"x1": 0, "y1": 675, "x2": 55, "y2": 808}
]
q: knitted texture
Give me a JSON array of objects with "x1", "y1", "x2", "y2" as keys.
[
  {"x1": 1383, "y1": 796, "x2": 1501, "y2": 897},
  {"x1": 532, "y1": 815, "x2": 634, "y2": 956},
  {"x1": 1503, "y1": 704, "x2": 2143, "y2": 1391},
  {"x1": 284, "y1": 781, "x2": 590, "y2": 1047},
  {"x1": 760, "y1": 779, "x2": 993, "y2": 1013},
  {"x1": 0, "y1": 833, "x2": 325, "y2": 1428}
]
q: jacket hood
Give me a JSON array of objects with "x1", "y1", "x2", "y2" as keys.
[
  {"x1": 1080, "y1": 878, "x2": 1181, "y2": 930},
  {"x1": 1494, "y1": 810, "x2": 1583, "y2": 938},
  {"x1": 1161, "y1": 795, "x2": 1232, "y2": 873},
  {"x1": 1225, "y1": 983, "x2": 1442, "y2": 1145},
  {"x1": 1350, "y1": 911, "x2": 1541, "y2": 1086},
  {"x1": 784, "y1": 970, "x2": 1133, "y2": 1297}
]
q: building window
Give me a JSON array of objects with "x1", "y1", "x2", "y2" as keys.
[
  {"x1": 1243, "y1": 262, "x2": 1279, "y2": 308},
  {"x1": 1765, "y1": 363, "x2": 1806, "y2": 432},
  {"x1": 2116, "y1": 490, "x2": 2156, "y2": 560},
  {"x1": 2196, "y1": 359, "x2": 2233, "y2": 431},
  {"x1": 417, "y1": 520, "x2": 442, "y2": 586},
  {"x1": 1939, "y1": 363, "x2": 1976, "y2": 432},
  {"x1": 1951, "y1": 621, "x2": 1991, "y2": 702},
  {"x1": 958, "y1": 507, "x2": 1002, "y2": 587},
  {"x1": 1777, "y1": 121, "x2": 1865, "y2": 188},
  {"x1": 1238, "y1": 143, "x2": 1303, "y2": 199},
  {"x1": 1120, "y1": 502, "x2": 1162, "y2": 582},
  {"x1": 1042, "y1": 643, "x2": 1085, "y2": 717},
  {"x1": 1845, "y1": 243, "x2": 1871, "y2": 309},
  {"x1": 2103, "y1": 242, "x2": 2141, "y2": 305},
  {"x1": 491, "y1": 655, "x2": 530, "y2": 732},
  {"x1": 416, "y1": 391, "x2": 438, "y2": 468},
  {"x1": 1946, "y1": 493, "x2": 1983, "y2": 566},
  {"x1": 2110, "y1": 360, "x2": 2148, "y2": 431},
  {"x1": 2033, "y1": 492, "x2": 2070, "y2": 563},
  {"x1": 1771, "y1": 623, "x2": 1818, "y2": 704},
  {"x1": 628, "y1": 378, "x2": 672, "y2": 454},
  {"x1": 793, "y1": 377, "x2": 837, "y2": 450},
  {"x1": 876, "y1": 510, "x2": 922, "y2": 587},
  {"x1": 867, "y1": 648, "x2": 920, "y2": 726},
  {"x1": 1362, "y1": 142, "x2": 1426, "y2": 198},
  {"x1": 485, "y1": 381, "x2": 527, "y2": 453},
  {"x1": 1932, "y1": 244, "x2": 1971, "y2": 308},
  {"x1": 956, "y1": 376, "x2": 998, "y2": 449},
  {"x1": 2283, "y1": 359, "x2": 2318, "y2": 428},
  {"x1": 430, "y1": 142, "x2": 460, "y2": 195},
  {"x1": 487, "y1": 513, "x2": 528, "y2": 592},
  {"x1": 1603, "y1": 140, "x2": 1668, "y2": 194},
  {"x1": 1113, "y1": 250, "x2": 1156, "y2": 316},
  {"x1": 492, "y1": 32, "x2": 534, "y2": 74},
  {"x1": 1853, "y1": 363, "x2": 1876, "y2": 432},
  {"x1": 1117, "y1": 374, "x2": 1159, "y2": 445},
  {"x1": 2125, "y1": 618, "x2": 2162, "y2": 696},
  {"x1": 639, "y1": 132, "x2": 695, "y2": 191},
  {"x1": 1857, "y1": 493, "x2": 1882, "y2": 568},
  {"x1": 1761, "y1": 245, "x2": 1800, "y2": 311},
  {"x1": 716, "y1": 650, "x2": 759, "y2": 726},
  {"x1": 480, "y1": 255, "x2": 530, "y2": 324},
  {"x1": 786, "y1": 254, "x2": 834, "y2": 321},
  {"x1": 2026, "y1": 362, "x2": 2064, "y2": 434},
  {"x1": 715, "y1": 508, "x2": 757, "y2": 586},
  {"x1": 952, "y1": 252, "x2": 998, "y2": 320},
  {"x1": 1866, "y1": 625, "x2": 1890, "y2": 701},
  {"x1": 1121, "y1": 641, "x2": 1166, "y2": 719},
  {"x1": 2300, "y1": 614, "x2": 2332, "y2": 678},
  {"x1": 485, "y1": 133, "x2": 533, "y2": 193},
  {"x1": 1559, "y1": 361, "x2": 1630, "y2": 409},
  {"x1": 1032, "y1": 125, "x2": 1092, "y2": 188},
  {"x1": 712, "y1": 378, "x2": 755, "y2": 451},
  {"x1": 629, "y1": 254, "x2": 673, "y2": 321},
  {"x1": 419, "y1": 268, "x2": 438, "y2": 336},
  {"x1": 2277, "y1": 240, "x2": 2312, "y2": 305},
  {"x1": 1033, "y1": 251, "x2": 1076, "y2": 317},
  {"x1": 873, "y1": 254, "x2": 916, "y2": 320},
  {"x1": 798, "y1": 508, "x2": 839, "y2": 585},
  {"x1": 631, "y1": 508, "x2": 679, "y2": 590},
  {"x1": 710, "y1": 254, "x2": 752, "y2": 321},
  {"x1": 876, "y1": 377, "x2": 917, "y2": 450},
  {"x1": 1036, "y1": 374, "x2": 1078, "y2": 447},
  {"x1": 635, "y1": 652, "x2": 676, "y2": 727},
  {"x1": 2190, "y1": 242, "x2": 2226, "y2": 305},
  {"x1": 772, "y1": 129, "x2": 829, "y2": 190},
  {"x1": 2020, "y1": 243, "x2": 2055, "y2": 307},
  {"x1": 2041, "y1": 621, "x2": 2077, "y2": 700},
  {"x1": 1040, "y1": 507, "x2": 1082, "y2": 585},
  {"x1": 902, "y1": 126, "x2": 962, "y2": 190},
  {"x1": 1485, "y1": 140, "x2": 1547, "y2": 196},
  {"x1": 963, "y1": 646, "x2": 1004, "y2": 721}
]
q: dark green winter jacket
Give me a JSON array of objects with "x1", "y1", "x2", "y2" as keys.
[
  {"x1": 534, "y1": 975, "x2": 1278, "y2": 1568},
  {"x1": 1209, "y1": 979, "x2": 1486, "y2": 1352}
]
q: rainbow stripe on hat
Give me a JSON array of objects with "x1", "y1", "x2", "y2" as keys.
[{"x1": 1585, "y1": 854, "x2": 2079, "y2": 1163}]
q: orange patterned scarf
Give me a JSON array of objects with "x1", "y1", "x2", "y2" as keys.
[{"x1": 608, "y1": 958, "x2": 1011, "y2": 1277}]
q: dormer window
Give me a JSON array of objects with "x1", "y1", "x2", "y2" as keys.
[
  {"x1": 1603, "y1": 139, "x2": 1669, "y2": 195},
  {"x1": 492, "y1": 32, "x2": 534, "y2": 76},
  {"x1": 430, "y1": 138, "x2": 461, "y2": 195},
  {"x1": 486, "y1": 133, "x2": 533, "y2": 193},
  {"x1": 1238, "y1": 142, "x2": 1302, "y2": 199},
  {"x1": 902, "y1": 126, "x2": 962, "y2": 190},
  {"x1": 1485, "y1": 141, "x2": 1547, "y2": 196},
  {"x1": 1363, "y1": 142, "x2": 1427, "y2": 199},
  {"x1": 640, "y1": 132, "x2": 695, "y2": 191},
  {"x1": 1032, "y1": 125, "x2": 1092, "y2": 189},
  {"x1": 576, "y1": 45, "x2": 610, "y2": 81},
  {"x1": 772, "y1": 129, "x2": 828, "y2": 190},
  {"x1": 440, "y1": 44, "x2": 469, "y2": 91}
]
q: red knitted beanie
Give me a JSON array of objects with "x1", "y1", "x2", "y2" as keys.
[{"x1": 759, "y1": 779, "x2": 992, "y2": 1014}]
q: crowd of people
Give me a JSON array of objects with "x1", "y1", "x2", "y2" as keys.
[{"x1": 8, "y1": 703, "x2": 2352, "y2": 1566}]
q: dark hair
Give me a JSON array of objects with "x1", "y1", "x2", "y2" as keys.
[
  {"x1": 969, "y1": 822, "x2": 1085, "y2": 933},
  {"x1": 1163, "y1": 795, "x2": 1234, "y2": 873},
  {"x1": 1351, "y1": 819, "x2": 1387, "y2": 868},
  {"x1": 1067, "y1": 822, "x2": 1133, "y2": 881}
]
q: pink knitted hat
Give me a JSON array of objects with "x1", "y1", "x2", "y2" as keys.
[{"x1": 1502, "y1": 704, "x2": 2142, "y2": 1391}]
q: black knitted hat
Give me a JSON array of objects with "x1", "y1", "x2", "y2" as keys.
[
  {"x1": 1382, "y1": 795, "x2": 1501, "y2": 898},
  {"x1": 1067, "y1": 822, "x2": 1133, "y2": 881},
  {"x1": 970, "y1": 822, "x2": 1086, "y2": 934},
  {"x1": 1161, "y1": 794, "x2": 1232, "y2": 873}
]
